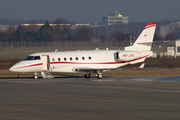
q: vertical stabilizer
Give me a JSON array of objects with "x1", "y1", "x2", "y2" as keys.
[{"x1": 125, "y1": 22, "x2": 157, "y2": 51}]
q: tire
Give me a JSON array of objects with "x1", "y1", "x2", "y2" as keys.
[
  {"x1": 97, "y1": 74, "x2": 103, "y2": 79},
  {"x1": 84, "y1": 73, "x2": 91, "y2": 78}
]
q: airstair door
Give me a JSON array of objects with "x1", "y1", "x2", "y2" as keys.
[{"x1": 42, "y1": 55, "x2": 50, "y2": 71}]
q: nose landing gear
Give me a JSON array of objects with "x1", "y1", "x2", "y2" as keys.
[{"x1": 33, "y1": 72, "x2": 38, "y2": 79}]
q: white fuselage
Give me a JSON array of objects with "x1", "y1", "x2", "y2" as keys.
[
  {"x1": 9, "y1": 50, "x2": 152, "y2": 73},
  {"x1": 9, "y1": 22, "x2": 156, "y2": 79}
]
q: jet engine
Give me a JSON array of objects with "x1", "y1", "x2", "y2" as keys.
[{"x1": 114, "y1": 51, "x2": 141, "y2": 61}]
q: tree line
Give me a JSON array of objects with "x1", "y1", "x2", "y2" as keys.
[
  {"x1": 0, "y1": 18, "x2": 179, "y2": 42},
  {"x1": 0, "y1": 18, "x2": 94, "y2": 42}
]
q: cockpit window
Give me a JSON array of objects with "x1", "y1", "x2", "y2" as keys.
[
  {"x1": 34, "y1": 56, "x2": 40, "y2": 60},
  {"x1": 24, "y1": 56, "x2": 41, "y2": 60}
]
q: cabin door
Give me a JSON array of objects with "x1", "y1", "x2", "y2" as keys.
[{"x1": 42, "y1": 55, "x2": 50, "y2": 71}]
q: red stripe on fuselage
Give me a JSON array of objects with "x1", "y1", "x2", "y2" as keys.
[
  {"x1": 10, "y1": 63, "x2": 43, "y2": 70},
  {"x1": 12, "y1": 54, "x2": 150, "y2": 70},
  {"x1": 50, "y1": 54, "x2": 150, "y2": 65}
]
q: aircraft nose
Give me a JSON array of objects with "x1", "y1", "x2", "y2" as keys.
[
  {"x1": 9, "y1": 64, "x2": 18, "y2": 72},
  {"x1": 9, "y1": 62, "x2": 23, "y2": 72}
]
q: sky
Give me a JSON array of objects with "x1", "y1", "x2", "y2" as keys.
[{"x1": 0, "y1": 0, "x2": 180, "y2": 22}]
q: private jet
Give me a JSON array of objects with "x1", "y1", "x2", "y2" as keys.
[{"x1": 9, "y1": 22, "x2": 157, "y2": 79}]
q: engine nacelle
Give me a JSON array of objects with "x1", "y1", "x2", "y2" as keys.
[{"x1": 114, "y1": 51, "x2": 141, "y2": 61}]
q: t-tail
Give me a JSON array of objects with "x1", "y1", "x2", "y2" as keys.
[{"x1": 125, "y1": 22, "x2": 157, "y2": 51}]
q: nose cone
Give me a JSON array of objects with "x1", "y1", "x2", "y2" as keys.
[
  {"x1": 9, "y1": 61, "x2": 25, "y2": 72},
  {"x1": 9, "y1": 61, "x2": 43, "y2": 73},
  {"x1": 9, "y1": 64, "x2": 19, "y2": 72}
]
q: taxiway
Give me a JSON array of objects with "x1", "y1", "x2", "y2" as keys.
[{"x1": 0, "y1": 76, "x2": 180, "y2": 120}]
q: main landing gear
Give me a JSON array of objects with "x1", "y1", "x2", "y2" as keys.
[
  {"x1": 96, "y1": 70, "x2": 103, "y2": 79},
  {"x1": 96, "y1": 73, "x2": 103, "y2": 79},
  {"x1": 83, "y1": 73, "x2": 103, "y2": 79},
  {"x1": 84, "y1": 73, "x2": 91, "y2": 78}
]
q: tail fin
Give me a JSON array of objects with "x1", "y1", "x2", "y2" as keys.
[{"x1": 125, "y1": 22, "x2": 157, "y2": 51}]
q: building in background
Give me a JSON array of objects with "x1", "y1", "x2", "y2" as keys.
[
  {"x1": 166, "y1": 45, "x2": 175, "y2": 57},
  {"x1": 102, "y1": 11, "x2": 129, "y2": 25},
  {"x1": 175, "y1": 40, "x2": 180, "y2": 57}
]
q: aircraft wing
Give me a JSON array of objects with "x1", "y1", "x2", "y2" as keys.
[
  {"x1": 72, "y1": 67, "x2": 114, "y2": 73},
  {"x1": 73, "y1": 62, "x2": 145, "y2": 73}
]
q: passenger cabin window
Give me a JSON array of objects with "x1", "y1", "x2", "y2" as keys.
[
  {"x1": 76, "y1": 57, "x2": 78, "y2": 60},
  {"x1": 89, "y1": 56, "x2": 91, "y2": 60},
  {"x1": 64, "y1": 58, "x2": 67, "y2": 61},
  {"x1": 82, "y1": 57, "x2": 85, "y2": 60},
  {"x1": 70, "y1": 57, "x2": 72, "y2": 61},
  {"x1": 58, "y1": 58, "x2": 61, "y2": 61},
  {"x1": 24, "y1": 56, "x2": 40, "y2": 60}
]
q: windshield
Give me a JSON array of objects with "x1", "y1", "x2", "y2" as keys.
[{"x1": 24, "y1": 56, "x2": 41, "y2": 60}]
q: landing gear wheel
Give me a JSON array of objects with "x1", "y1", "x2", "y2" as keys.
[
  {"x1": 34, "y1": 75, "x2": 38, "y2": 79},
  {"x1": 84, "y1": 73, "x2": 91, "y2": 78},
  {"x1": 97, "y1": 74, "x2": 103, "y2": 79},
  {"x1": 33, "y1": 73, "x2": 38, "y2": 79}
]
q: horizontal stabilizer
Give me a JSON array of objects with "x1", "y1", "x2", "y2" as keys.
[{"x1": 137, "y1": 40, "x2": 169, "y2": 45}]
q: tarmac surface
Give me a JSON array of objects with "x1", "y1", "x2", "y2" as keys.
[{"x1": 0, "y1": 76, "x2": 180, "y2": 120}]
